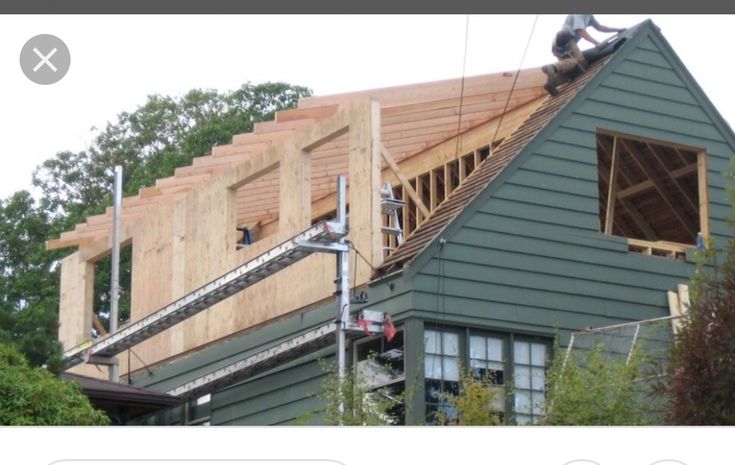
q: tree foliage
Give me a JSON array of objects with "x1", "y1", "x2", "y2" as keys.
[
  {"x1": 542, "y1": 343, "x2": 655, "y2": 425},
  {"x1": 436, "y1": 370, "x2": 503, "y2": 426},
  {"x1": 0, "y1": 82, "x2": 311, "y2": 365},
  {"x1": 318, "y1": 357, "x2": 405, "y2": 426},
  {"x1": 658, "y1": 166, "x2": 735, "y2": 425},
  {"x1": 0, "y1": 343, "x2": 109, "y2": 425},
  {"x1": 0, "y1": 192, "x2": 64, "y2": 370}
]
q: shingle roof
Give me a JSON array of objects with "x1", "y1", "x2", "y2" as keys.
[
  {"x1": 61, "y1": 372, "x2": 180, "y2": 406},
  {"x1": 378, "y1": 56, "x2": 614, "y2": 274}
]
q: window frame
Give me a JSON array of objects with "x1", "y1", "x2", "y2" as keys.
[
  {"x1": 422, "y1": 324, "x2": 551, "y2": 425},
  {"x1": 596, "y1": 129, "x2": 709, "y2": 256}
]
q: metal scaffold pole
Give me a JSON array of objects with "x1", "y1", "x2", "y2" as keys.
[
  {"x1": 335, "y1": 176, "x2": 349, "y2": 422},
  {"x1": 109, "y1": 165, "x2": 123, "y2": 383}
]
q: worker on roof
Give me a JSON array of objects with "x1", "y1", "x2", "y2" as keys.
[{"x1": 541, "y1": 15, "x2": 625, "y2": 96}]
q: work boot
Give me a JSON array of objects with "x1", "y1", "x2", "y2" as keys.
[{"x1": 541, "y1": 64, "x2": 559, "y2": 96}]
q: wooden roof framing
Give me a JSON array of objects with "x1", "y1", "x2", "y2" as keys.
[
  {"x1": 597, "y1": 132, "x2": 701, "y2": 245},
  {"x1": 47, "y1": 69, "x2": 547, "y2": 252},
  {"x1": 380, "y1": 56, "x2": 614, "y2": 273}
]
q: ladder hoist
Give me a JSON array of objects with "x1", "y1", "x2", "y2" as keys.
[{"x1": 64, "y1": 176, "x2": 400, "y2": 401}]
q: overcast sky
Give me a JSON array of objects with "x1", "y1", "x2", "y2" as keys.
[{"x1": 0, "y1": 14, "x2": 732, "y2": 199}]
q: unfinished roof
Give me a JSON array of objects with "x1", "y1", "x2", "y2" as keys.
[
  {"x1": 48, "y1": 69, "x2": 548, "y2": 251},
  {"x1": 380, "y1": 58, "x2": 614, "y2": 273}
]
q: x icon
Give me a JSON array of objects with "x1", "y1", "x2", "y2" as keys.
[{"x1": 32, "y1": 47, "x2": 58, "y2": 72}]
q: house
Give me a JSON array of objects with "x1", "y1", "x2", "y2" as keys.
[{"x1": 51, "y1": 20, "x2": 734, "y2": 425}]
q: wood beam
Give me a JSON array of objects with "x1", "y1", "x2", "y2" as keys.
[
  {"x1": 619, "y1": 198, "x2": 658, "y2": 241},
  {"x1": 47, "y1": 237, "x2": 93, "y2": 251},
  {"x1": 380, "y1": 143, "x2": 430, "y2": 218},
  {"x1": 459, "y1": 155, "x2": 467, "y2": 183},
  {"x1": 430, "y1": 169, "x2": 438, "y2": 210},
  {"x1": 278, "y1": 142, "x2": 311, "y2": 238},
  {"x1": 617, "y1": 164, "x2": 697, "y2": 199},
  {"x1": 598, "y1": 135, "x2": 635, "y2": 187},
  {"x1": 93, "y1": 314, "x2": 108, "y2": 336},
  {"x1": 297, "y1": 68, "x2": 545, "y2": 109},
  {"x1": 645, "y1": 142, "x2": 698, "y2": 212},
  {"x1": 604, "y1": 137, "x2": 619, "y2": 235},
  {"x1": 473, "y1": 149, "x2": 482, "y2": 168},
  {"x1": 620, "y1": 139, "x2": 697, "y2": 238},
  {"x1": 698, "y1": 151, "x2": 710, "y2": 240},
  {"x1": 348, "y1": 100, "x2": 383, "y2": 273}
]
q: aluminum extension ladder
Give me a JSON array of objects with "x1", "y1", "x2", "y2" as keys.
[{"x1": 380, "y1": 182, "x2": 405, "y2": 257}]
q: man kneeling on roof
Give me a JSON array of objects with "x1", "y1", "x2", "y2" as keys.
[{"x1": 542, "y1": 14, "x2": 625, "y2": 96}]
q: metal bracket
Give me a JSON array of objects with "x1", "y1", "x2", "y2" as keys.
[{"x1": 295, "y1": 240, "x2": 349, "y2": 254}]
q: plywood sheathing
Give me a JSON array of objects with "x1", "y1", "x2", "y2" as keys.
[
  {"x1": 49, "y1": 70, "x2": 546, "y2": 251},
  {"x1": 58, "y1": 101, "x2": 387, "y2": 373},
  {"x1": 58, "y1": 251, "x2": 94, "y2": 349},
  {"x1": 53, "y1": 68, "x2": 552, "y2": 373}
]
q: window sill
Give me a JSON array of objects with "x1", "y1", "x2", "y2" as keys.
[{"x1": 627, "y1": 238, "x2": 691, "y2": 259}]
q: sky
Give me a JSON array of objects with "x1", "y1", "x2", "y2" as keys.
[{"x1": 0, "y1": 14, "x2": 732, "y2": 199}]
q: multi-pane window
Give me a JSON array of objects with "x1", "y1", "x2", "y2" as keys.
[
  {"x1": 469, "y1": 334, "x2": 504, "y2": 385},
  {"x1": 424, "y1": 329, "x2": 460, "y2": 423},
  {"x1": 513, "y1": 340, "x2": 547, "y2": 425},
  {"x1": 423, "y1": 328, "x2": 548, "y2": 425}
]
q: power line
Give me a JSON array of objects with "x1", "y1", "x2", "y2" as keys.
[{"x1": 490, "y1": 15, "x2": 540, "y2": 149}]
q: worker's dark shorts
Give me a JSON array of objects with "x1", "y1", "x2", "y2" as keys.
[
  {"x1": 552, "y1": 30, "x2": 576, "y2": 59},
  {"x1": 554, "y1": 30, "x2": 575, "y2": 48}
]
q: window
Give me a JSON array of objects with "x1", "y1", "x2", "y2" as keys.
[
  {"x1": 513, "y1": 340, "x2": 547, "y2": 425},
  {"x1": 423, "y1": 328, "x2": 549, "y2": 425},
  {"x1": 230, "y1": 166, "x2": 281, "y2": 250},
  {"x1": 185, "y1": 393, "x2": 211, "y2": 426},
  {"x1": 469, "y1": 334, "x2": 504, "y2": 385},
  {"x1": 354, "y1": 330, "x2": 406, "y2": 425},
  {"x1": 424, "y1": 329, "x2": 460, "y2": 423},
  {"x1": 596, "y1": 131, "x2": 708, "y2": 258}
]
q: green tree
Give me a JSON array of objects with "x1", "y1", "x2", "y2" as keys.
[
  {"x1": 0, "y1": 192, "x2": 64, "y2": 370},
  {"x1": 0, "y1": 82, "x2": 311, "y2": 367},
  {"x1": 0, "y1": 343, "x2": 109, "y2": 425},
  {"x1": 436, "y1": 370, "x2": 503, "y2": 426},
  {"x1": 33, "y1": 82, "x2": 311, "y2": 328},
  {"x1": 542, "y1": 343, "x2": 654, "y2": 425},
  {"x1": 658, "y1": 167, "x2": 735, "y2": 424},
  {"x1": 318, "y1": 357, "x2": 405, "y2": 426}
]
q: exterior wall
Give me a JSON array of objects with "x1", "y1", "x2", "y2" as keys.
[
  {"x1": 58, "y1": 102, "x2": 383, "y2": 377},
  {"x1": 132, "y1": 271, "x2": 413, "y2": 425},
  {"x1": 399, "y1": 28, "x2": 733, "y2": 423},
  {"x1": 136, "y1": 25, "x2": 734, "y2": 426},
  {"x1": 411, "y1": 31, "x2": 732, "y2": 346}
]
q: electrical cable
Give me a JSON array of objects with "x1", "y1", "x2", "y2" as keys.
[
  {"x1": 452, "y1": 15, "x2": 471, "y2": 163},
  {"x1": 130, "y1": 348, "x2": 154, "y2": 376},
  {"x1": 347, "y1": 241, "x2": 394, "y2": 292},
  {"x1": 489, "y1": 15, "x2": 539, "y2": 149}
]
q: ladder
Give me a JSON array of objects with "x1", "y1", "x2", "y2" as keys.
[
  {"x1": 62, "y1": 219, "x2": 348, "y2": 369},
  {"x1": 380, "y1": 182, "x2": 405, "y2": 257},
  {"x1": 167, "y1": 322, "x2": 337, "y2": 399},
  {"x1": 167, "y1": 309, "x2": 390, "y2": 399}
]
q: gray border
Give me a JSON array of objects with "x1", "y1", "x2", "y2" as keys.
[{"x1": 0, "y1": 1, "x2": 734, "y2": 13}]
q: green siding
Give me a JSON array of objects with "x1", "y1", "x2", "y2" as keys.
[
  {"x1": 412, "y1": 28, "x2": 733, "y2": 346},
  {"x1": 130, "y1": 276, "x2": 412, "y2": 425},
  {"x1": 133, "y1": 23, "x2": 735, "y2": 426}
]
